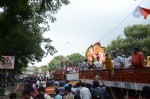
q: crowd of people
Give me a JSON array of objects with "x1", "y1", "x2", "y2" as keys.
[
  {"x1": 6, "y1": 47, "x2": 150, "y2": 99},
  {"x1": 7, "y1": 75, "x2": 150, "y2": 99},
  {"x1": 78, "y1": 47, "x2": 147, "y2": 71},
  {"x1": 8, "y1": 75, "x2": 109, "y2": 99}
]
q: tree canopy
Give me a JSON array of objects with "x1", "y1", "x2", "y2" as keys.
[
  {"x1": 107, "y1": 24, "x2": 150, "y2": 56},
  {"x1": 0, "y1": 0, "x2": 70, "y2": 73},
  {"x1": 48, "y1": 53, "x2": 85, "y2": 71},
  {"x1": 48, "y1": 55, "x2": 65, "y2": 71},
  {"x1": 67, "y1": 53, "x2": 85, "y2": 66}
]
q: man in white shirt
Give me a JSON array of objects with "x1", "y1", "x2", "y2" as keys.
[
  {"x1": 124, "y1": 53, "x2": 132, "y2": 68},
  {"x1": 80, "y1": 83, "x2": 91, "y2": 99},
  {"x1": 113, "y1": 52, "x2": 124, "y2": 69},
  {"x1": 95, "y1": 57, "x2": 103, "y2": 70}
]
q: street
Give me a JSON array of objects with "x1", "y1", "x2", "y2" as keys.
[{"x1": 0, "y1": 83, "x2": 21, "y2": 99}]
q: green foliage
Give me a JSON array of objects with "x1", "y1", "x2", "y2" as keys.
[
  {"x1": 0, "y1": 0, "x2": 70, "y2": 73},
  {"x1": 48, "y1": 55, "x2": 65, "y2": 71},
  {"x1": 33, "y1": 66, "x2": 40, "y2": 73},
  {"x1": 40, "y1": 65, "x2": 48, "y2": 72},
  {"x1": 106, "y1": 36, "x2": 125, "y2": 54},
  {"x1": 67, "y1": 53, "x2": 85, "y2": 66},
  {"x1": 107, "y1": 24, "x2": 150, "y2": 56},
  {"x1": 48, "y1": 53, "x2": 85, "y2": 71}
]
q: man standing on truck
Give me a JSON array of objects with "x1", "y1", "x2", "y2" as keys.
[
  {"x1": 105, "y1": 53, "x2": 113, "y2": 70},
  {"x1": 81, "y1": 59, "x2": 89, "y2": 71},
  {"x1": 78, "y1": 60, "x2": 83, "y2": 71},
  {"x1": 113, "y1": 52, "x2": 124, "y2": 69},
  {"x1": 132, "y1": 47, "x2": 145, "y2": 68},
  {"x1": 95, "y1": 57, "x2": 104, "y2": 70},
  {"x1": 124, "y1": 52, "x2": 132, "y2": 68}
]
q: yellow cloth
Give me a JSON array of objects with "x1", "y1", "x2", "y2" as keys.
[
  {"x1": 105, "y1": 57, "x2": 113, "y2": 69},
  {"x1": 147, "y1": 56, "x2": 150, "y2": 67}
]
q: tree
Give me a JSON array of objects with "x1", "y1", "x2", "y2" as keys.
[
  {"x1": 106, "y1": 36, "x2": 125, "y2": 54},
  {"x1": 107, "y1": 24, "x2": 150, "y2": 56},
  {"x1": 124, "y1": 24, "x2": 150, "y2": 56},
  {"x1": 40, "y1": 65, "x2": 48, "y2": 72},
  {"x1": 48, "y1": 55, "x2": 65, "y2": 71},
  {"x1": 67, "y1": 53, "x2": 85, "y2": 66},
  {"x1": 0, "y1": 0, "x2": 70, "y2": 73}
]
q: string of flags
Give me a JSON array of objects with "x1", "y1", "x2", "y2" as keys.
[{"x1": 133, "y1": 6, "x2": 150, "y2": 19}]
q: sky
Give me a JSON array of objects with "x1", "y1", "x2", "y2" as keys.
[{"x1": 32, "y1": 0, "x2": 150, "y2": 66}]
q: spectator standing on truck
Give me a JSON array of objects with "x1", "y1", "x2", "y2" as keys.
[
  {"x1": 124, "y1": 53, "x2": 132, "y2": 68},
  {"x1": 81, "y1": 59, "x2": 89, "y2": 71},
  {"x1": 132, "y1": 47, "x2": 145, "y2": 68},
  {"x1": 95, "y1": 57, "x2": 104, "y2": 70},
  {"x1": 113, "y1": 52, "x2": 124, "y2": 69},
  {"x1": 78, "y1": 60, "x2": 83, "y2": 71},
  {"x1": 105, "y1": 53, "x2": 113, "y2": 70},
  {"x1": 89, "y1": 61, "x2": 95, "y2": 70}
]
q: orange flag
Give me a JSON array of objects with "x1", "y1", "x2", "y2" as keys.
[{"x1": 140, "y1": 7, "x2": 150, "y2": 19}]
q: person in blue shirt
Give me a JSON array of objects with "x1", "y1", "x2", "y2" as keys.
[
  {"x1": 64, "y1": 80, "x2": 70, "y2": 88},
  {"x1": 55, "y1": 89, "x2": 62, "y2": 99}
]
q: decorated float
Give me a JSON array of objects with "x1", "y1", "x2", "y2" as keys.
[{"x1": 53, "y1": 42, "x2": 150, "y2": 98}]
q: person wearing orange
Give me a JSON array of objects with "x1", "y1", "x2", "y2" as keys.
[
  {"x1": 132, "y1": 47, "x2": 145, "y2": 68},
  {"x1": 45, "y1": 82, "x2": 55, "y2": 95}
]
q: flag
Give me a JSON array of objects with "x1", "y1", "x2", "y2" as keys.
[
  {"x1": 140, "y1": 7, "x2": 150, "y2": 19},
  {"x1": 132, "y1": 6, "x2": 142, "y2": 18},
  {"x1": 133, "y1": 6, "x2": 150, "y2": 19}
]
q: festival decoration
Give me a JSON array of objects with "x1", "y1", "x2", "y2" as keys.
[
  {"x1": 140, "y1": 7, "x2": 150, "y2": 19},
  {"x1": 86, "y1": 45, "x2": 94, "y2": 61},
  {"x1": 132, "y1": 6, "x2": 142, "y2": 18},
  {"x1": 93, "y1": 42, "x2": 105, "y2": 61},
  {"x1": 133, "y1": 6, "x2": 150, "y2": 19},
  {"x1": 86, "y1": 42, "x2": 106, "y2": 62}
]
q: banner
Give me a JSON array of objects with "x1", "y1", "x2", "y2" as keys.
[
  {"x1": 66, "y1": 72, "x2": 79, "y2": 81},
  {"x1": 0, "y1": 56, "x2": 15, "y2": 69}
]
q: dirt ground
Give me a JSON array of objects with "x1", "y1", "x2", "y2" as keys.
[{"x1": 0, "y1": 83, "x2": 21, "y2": 99}]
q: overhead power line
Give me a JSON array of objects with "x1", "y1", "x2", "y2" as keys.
[{"x1": 99, "y1": 0, "x2": 146, "y2": 41}]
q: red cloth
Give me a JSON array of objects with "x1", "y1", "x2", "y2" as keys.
[
  {"x1": 132, "y1": 52, "x2": 145, "y2": 68},
  {"x1": 140, "y1": 7, "x2": 150, "y2": 19}
]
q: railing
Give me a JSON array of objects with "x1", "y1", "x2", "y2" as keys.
[
  {"x1": 79, "y1": 67, "x2": 150, "y2": 84},
  {"x1": 53, "y1": 67, "x2": 150, "y2": 84}
]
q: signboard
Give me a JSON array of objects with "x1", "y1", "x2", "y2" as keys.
[
  {"x1": 0, "y1": 56, "x2": 15, "y2": 69},
  {"x1": 66, "y1": 72, "x2": 79, "y2": 81}
]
